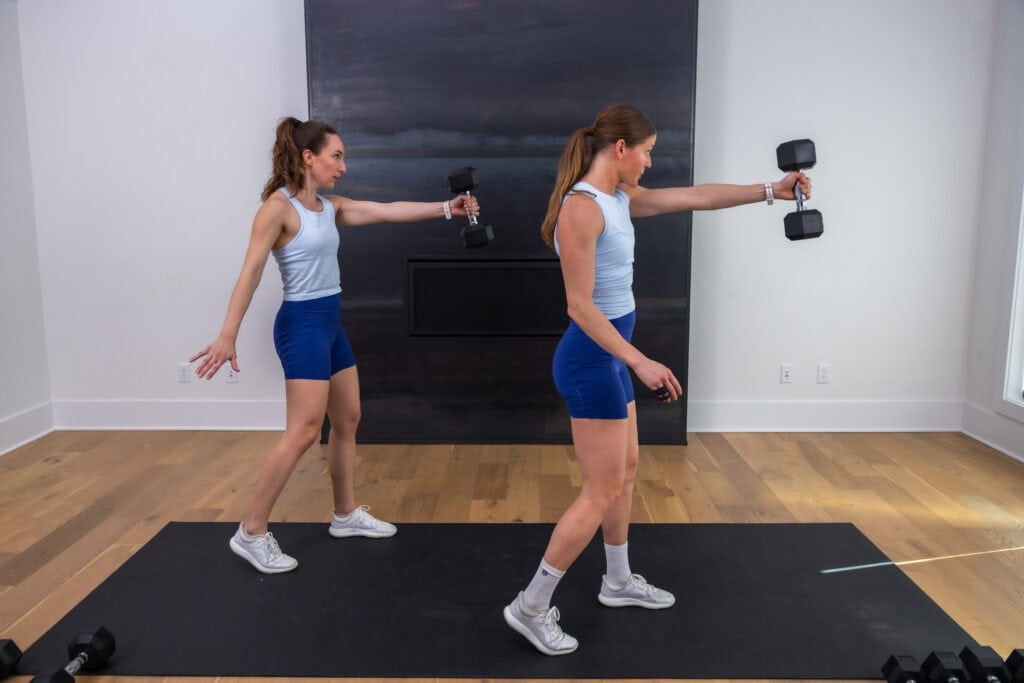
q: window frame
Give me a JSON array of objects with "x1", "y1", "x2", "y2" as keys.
[{"x1": 995, "y1": 182, "x2": 1024, "y2": 423}]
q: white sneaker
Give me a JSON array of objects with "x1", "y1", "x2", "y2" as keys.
[
  {"x1": 503, "y1": 592, "x2": 578, "y2": 656},
  {"x1": 328, "y1": 505, "x2": 397, "y2": 538},
  {"x1": 228, "y1": 523, "x2": 298, "y2": 574},
  {"x1": 598, "y1": 573, "x2": 675, "y2": 608}
]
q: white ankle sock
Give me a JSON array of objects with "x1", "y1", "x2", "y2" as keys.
[
  {"x1": 604, "y1": 541, "x2": 631, "y2": 589},
  {"x1": 522, "y1": 559, "x2": 564, "y2": 613}
]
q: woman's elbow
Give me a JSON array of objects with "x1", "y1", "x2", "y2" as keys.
[{"x1": 566, "y1": 300, "x2": 590, "y2": 324}]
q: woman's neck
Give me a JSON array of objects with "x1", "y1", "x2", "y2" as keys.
[
  {"x1": 580, "y1": 158, "x2": 620, "y2": 196},
  {"x1": 294, "y1": 183, "x2": 319, "y2": 208}
]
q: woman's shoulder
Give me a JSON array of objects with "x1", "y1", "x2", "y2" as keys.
[
  {"x1": 572, "y1": 180, "x2": 627, "y2": 205},
  {"x1": 562, "y1": 190, "x2": 601, "y2": 213},
  {"x1": 320, "y1": 193, "x2": 348, "y2": 210},
  {"x1": 569, "y1": 180, "x2": 599, "y2": 197},
  {"x1": 262, "y1": 190, "x2": 293, "y2": 212},
  {"x1": 254, "y1": 191, "x2": 297, "y2": 226},
  {"x1": 558, "y1": 192, "x2": 605, "y2": 237}
]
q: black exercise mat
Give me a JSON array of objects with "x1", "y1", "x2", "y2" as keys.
[{"x1": 18, "y1": 522, "x2": 976, "y2": 679}]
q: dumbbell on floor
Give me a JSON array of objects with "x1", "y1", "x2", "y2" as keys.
[
  {"x1": 960, "y1": 645, "x2": 1011, "y2": 683},
  {"x1": 31, "y1": 626, "x2": 115, "y2": 683},
  {"x1": 885, "y1": 649, "x2": 1024, "y2": 683},
  {"x1": 884, "y1": 654, "x2": 924, "y2": 683},
  {"x1": 1, "y1": 639, "x2": 22, "y2": 679},
  {"x1": 446, "y1": 166, "x2": 494, "y2": 248},
  {"x1": 1007, "y1": 650, "x2": 1024, "y2": 683},
  {"x1": 776, "y1": 138, "x2": 823, "y2": 240},
  {"x1": 922, "y1": 650, "x2": 969, "y2": 683}
]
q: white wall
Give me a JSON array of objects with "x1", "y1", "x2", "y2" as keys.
[
  {"x1": 6, "y1": 0, "x2": 1022, "y2": 458},
  {"x1": 17, "y1": 0, "x2": 309, "y2": 430},
  {"x1": 963, "y1": 0, "x2": 1024, "y2": 461},
  {"x1": 690, "y1": 0, "x2": 995, "y2": 432},
  {"x1": 0, "y1": 0, "x2": 53, "y2": 454}
]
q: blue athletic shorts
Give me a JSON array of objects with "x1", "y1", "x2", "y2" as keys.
[
  {"x1": 273, "y1": 293, "x2": 355, "y2": 380},
  {"x1": 552, "y1": 311, "x2": 636, "y2": 419}
]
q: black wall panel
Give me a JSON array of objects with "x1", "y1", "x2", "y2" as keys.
[{"x1": 305, "y1": 0, "x2": 697, "y2": 443}]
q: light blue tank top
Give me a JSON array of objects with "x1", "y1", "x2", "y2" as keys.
[
  {"x1": 272, "y1": 189, "x2": 342, "y2": 301},
  {"x1": 554, "y1": 181, "x2": 635, "y2": 319}
]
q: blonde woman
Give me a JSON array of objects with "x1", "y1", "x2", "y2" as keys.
[{"x1": 504, "y1": 104, "x2": 810, "y2": 654}]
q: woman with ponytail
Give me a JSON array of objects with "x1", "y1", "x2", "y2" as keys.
[
  {"x1": 504, "y1": 104, "x2": 811, "y2": 655},
  {"x1": 191, "y1": 117, "x2": 479, "y2": 574}
]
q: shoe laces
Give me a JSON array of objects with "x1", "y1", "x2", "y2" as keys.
[
  {"x1": 625, "y1": 573, "x2": 654, "y2": 596},
  {"x1": 261, "y1": 532, "x2": 284, "y2": 561},
  {"x1": 539, "y1": 606, "x2": 567, "y2": 642},
  {"x1": 348, "y1": 504, "x2": 373, "y2": 524}
]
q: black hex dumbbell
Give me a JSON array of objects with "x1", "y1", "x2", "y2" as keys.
[
  {"x1": 923, "y1": 651, "x2": 969, "y2": 683},
  {"x1": 776, "y1": 138, "x2": 823, "y2": 240},
  {"x1": 884, "y1": 654, "x2": 924, "y2": 683},
  {"x1": 1005, "y1": 650, "x2": 1024, "y2": 683},
  {"x1": 960, "y1": 645, "x2": 1011, "y2": 683},
  {"x1": 31, "y1": 627, "x2": 116, "y2": 683},
  {"x1": 446, "y1": 166, "x2": 494, "y2": 248},
  {"x1": 0, "y1": 639, "x2": 22, "y2": 679}
]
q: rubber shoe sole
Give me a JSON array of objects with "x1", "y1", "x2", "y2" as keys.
[
  {"x1": 328, "y1": 526, "x2": 396, "y2": 539},
  {"x1": 598, "y1": 592, "x2": 674, "y2": 608}
]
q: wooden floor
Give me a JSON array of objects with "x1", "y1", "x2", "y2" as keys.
[{"x1": 0, "y1": 430, "x2": 1022, "y2": 682}]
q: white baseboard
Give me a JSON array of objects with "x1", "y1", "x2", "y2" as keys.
[
  {"x1": 53, "y1": 399, "x2": 286, "y2": 430},
  {"x1": 50, "y1": 398, "x2": 968, "y2": 435},
  {"x1": 0, "y1": 402, "x2": 55, "y2": 455},
  {"x1": 687, "y1": 399, "x2": 964, "y2": 433},
  {"x1": 961, "y1": 401, "x2": 1024, "y2": 463}
]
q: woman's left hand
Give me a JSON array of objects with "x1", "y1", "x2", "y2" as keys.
[
  {"x1": 449, "y1": 193, "x2": 480, "y2": 218},
  {"x1": 772, "y1": 172, "x2": 812, "y2": 201}
]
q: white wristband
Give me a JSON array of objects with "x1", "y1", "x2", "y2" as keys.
[
  {"x1": 764, "y1": 182, "x2": 774, "y2": 206},
  {"x1": 443, "y1": 200, "x2": 452, "y2": 220}
]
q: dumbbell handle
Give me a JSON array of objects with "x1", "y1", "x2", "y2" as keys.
[
  {"x1": 793, "y1": 175, "x2": 808, "y2": 212},
  {"x1": 64, "y1": 652, "x2": 89, "y2": 676},
  {"x1": 462, "y1": 191, "x2": 478, "y2": 226}
]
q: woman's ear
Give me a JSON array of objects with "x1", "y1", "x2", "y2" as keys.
[
  {"x1": 615, "y1": 139, "x2": 626, "y2": 157},
  {"x1": 302, "y1": 149, "x2": 315, "y2": 166}
]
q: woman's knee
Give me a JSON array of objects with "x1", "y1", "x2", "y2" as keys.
[
  {"x1": 328, "y1": 405, "x2": 360, "y2": 435},
  {"x1": 583, "y1": 471, "x2": 627, "y2": 512},
  {"x1": 284, "y1": 422, "x2": 322, "y2": 452}
]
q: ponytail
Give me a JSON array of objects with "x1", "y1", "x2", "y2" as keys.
[{"x1": 540, "y1": 127, "x2": 593, "y2": 250}]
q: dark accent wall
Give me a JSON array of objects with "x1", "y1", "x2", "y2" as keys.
[{"x1": 305, "y1": 0, "x2": 697, "y2": 443}]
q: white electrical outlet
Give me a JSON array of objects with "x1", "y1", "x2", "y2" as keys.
[
  {"x1": 817, "y1": 362, "x2": 832, "y2": 384},
  {"x1": 226, "y1": 367, "x2": 239, "y2": 383},
  {"x1": 177, "y1": 362, "x2": 192, "y2": 383},
  {"x1": 780, "y1": 363, "x2": 794, "y2": 383}
]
